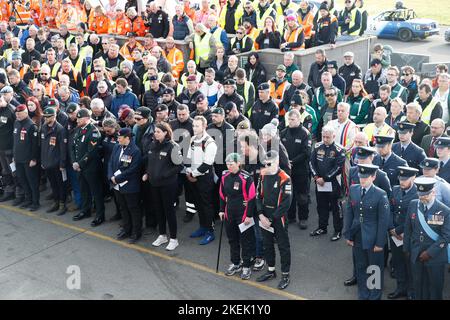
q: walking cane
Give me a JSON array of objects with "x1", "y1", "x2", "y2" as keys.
[{"x1": 215, "y1": 218, "x2": 224, "y2": 273}]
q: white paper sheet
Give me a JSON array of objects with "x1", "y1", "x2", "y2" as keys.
[
  {"x1": 9, "y1": 162, "x2": 15, "y2": 173},
  {"x1": 260, "y1": 223, "x2": 274, "y2": 233},
  {"x1": 391, "y1": 235, "x2": 404, "y2": 247},
  {"x1": 238, "y1": 217, "x2": 255, "y2": 233},
  {"x1": 317, "y1": 182, "x2": 332, "y2": 192},
  {"x1": 61, "y1": 169, "x2": 67, "y2": 182}
]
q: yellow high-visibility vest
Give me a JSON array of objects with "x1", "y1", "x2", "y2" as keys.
[
  {"x1": 421, "y1": 98, "x2": 439, "y2": 125},
  {"x1": 194, "y1": 33, "x2": 212, "y2": 66}
]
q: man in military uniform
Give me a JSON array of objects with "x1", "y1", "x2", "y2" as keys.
[
  {"x1": 373, "y1": 135, "x2": 407, "y2": 187},
  {"x1": 249, "y1": 83, "x2": 279, "y2": 133},
  {"x1": 255, "y1": 151, "x2": 292, "y2": 290},
  {"x1": 388, "y1": 166, "x2": 419, "y2": 299},
  {"x1": 344, "y1": 164, "x2": 390, "y2": 300},
  {"x1": 40, "y1": 107, "x2": 68, "y2": 216},
  {"x1": 419, "y1": 158, "x2": 450, "y2": 208},
  {"x1": 70, "y1": 109, "x2": 105, "y2": 227},
  {"x1": 404, "y1": 177, "x2": 450, "y2": 300},
  {"x1": 12, "y1": 105, "x2": 40, "y2": 211},
  {"x1": 309, "y1": 125, "x2": 346, "y2": 241},
  {"x1": 392, "y1": 122, "x2": 426, "y2": 170},
  {"x1": 435, "y1": 137, "x2": 450, "y2": 183}
]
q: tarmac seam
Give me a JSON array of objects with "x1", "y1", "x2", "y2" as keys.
[{"x1": 0, "y1": 204, "x2": 307, "y2": 300}]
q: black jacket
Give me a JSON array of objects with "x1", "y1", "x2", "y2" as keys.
[
  {"x1": 307, "y1": 59, "x2": 328, "y2": 89},
  {"x1": 124, "y1": 71, "x2": 142, "y2": 98},
  {"x1": 177, "y1": 90, "x2": 202, "y2": 113},
  {"x1": 262, "y1": 137, "x2": 291, "y2": 176},
  {"x1": 22, "y1": 49, "x2": 42, "y2": 64},
  {"x1": 40, "y1": 121, "x2": 67, "y2": 169},
  {"x1": 210, "y1": 57, "x2": 229, "y2": 84},
  {"x1": 0, "y1": 105, "x2": 16, "y2": 150},
  {"x1": 169, "y1": 117, "x2": 193, "y2": 162},
  {"x1": 142, "y1": 83, "x2": 166, "y2": 114},
  {"x1": 249, "y1": 98, "x2": 278, "y2": 133},
  {"x1": 12, "y1": 81, "x2": 32, "y2": 104},
  {"x1": 147, "y1": 10, "x2": 170, "y2": 38},
  {"x1": 255, "y1": 31, "x2": 281, "y2": 50},
  {"x1": 280, "y1": 125, "x2": 312, "y2": 175},
  {"x1": 217, "y1": 92, "x2": 245, "y2": 113},
  {"x1": 244, "y1": 62, "x2": 267, "y2": 90},
  {"x1": 107, "y1": 141, "x2": 142, "y2": 194},
  {"x1": 35, "y1": 40, "x2": 52, "y2": 55},
  {"x1": 338, "y1": 63, "x2": 362, "y2": 94},
  {"x1": 146, "y1": 138, "x2": 183, "y2": 187},
  {"x1": 13, "y1": 117, "x2": 39, "y2": 163}
]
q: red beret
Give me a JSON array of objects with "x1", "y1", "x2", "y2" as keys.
[
  {"x1": 119, "y1": 108, "x2": 132, "y2": 121},
  {"x1": 15, "y1": 104, "x2": 27, "y2": 112}
]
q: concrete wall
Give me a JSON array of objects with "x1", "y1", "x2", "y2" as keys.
[{"x1": 236, "y1": 36, "x2": 376, "y2": 82}]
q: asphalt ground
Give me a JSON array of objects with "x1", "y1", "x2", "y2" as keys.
[{"x1": 0, "y1": 183, "x2": 449, "y2": 300}]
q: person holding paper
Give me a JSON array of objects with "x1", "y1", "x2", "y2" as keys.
[
  {"x1": 404, "y1": 177, "x2": 450, "y2": 300},
  {"x1": 387, "y1": 166, "x2": 418, "y2": 300},
  {"x1": 343, "y1": 164, "x2": 390, "y2": 300},
  {"x1": 108, "y1": 127, "x2": 142, "y2": 244},
  {"x1": 309, "y1": 125, "x2": 346, "y2": 241},
  {"x1": 219, "y1": 153, "x2": 256, "y2": 280},
  {"x1": 40, "y1": 107, "x2": 68, "y2": 216},
  {"x1": 255, "y1": 151, "x2": 292, "y2": 290}
]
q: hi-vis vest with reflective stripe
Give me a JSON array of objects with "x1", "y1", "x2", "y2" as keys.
[
  {"x1": 212, "y1": 27, "x2": 225, "y2": 47},
  {"x1": 421, "y1": 98, "x2": 439, "y2": 125},
  {"x1": 285, "y1": 26, "x2": 304, "y2": 50},
  {"x1": 49, "y1": 62, "x2": 61, "y2": 78},
  {"x1": 80, "y1": 46, "x2": 93, "y2": 73},
  {"x1": 194, "y1": 33, "x2": 212, "y2": 65},
  {"x1": 256, "y1": 6, "x2": 276, "y2": 29},
  {"x1": 230, "y1": 35, "x2": 253, "y2": 51},
  {"x1": 347, "y1": 8, "x2": 360, "y2": 36}
]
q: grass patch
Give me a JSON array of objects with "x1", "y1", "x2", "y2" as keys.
[{"x1": 360, "y1": 0, "x2": 450, "y2": 25}]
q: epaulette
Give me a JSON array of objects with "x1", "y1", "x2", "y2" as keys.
[
  {"x1": 240, "y1": 169, "x2": 251, "y2": 179},
  {"x1": 314, "y1": 141, "x2": 323, "y2": 148},
  {"x1": 334, "y1": 143, "x2": 345, "y2": 152}
]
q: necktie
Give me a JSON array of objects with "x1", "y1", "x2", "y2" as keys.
[
  {"x1": 401, "y1": 146, "x2": 405, "y2": 157},
  {"x1": 402, "y1": 190, "x2": 406, "y2": 197},
  {"x1": 362, "y1": 188, "x2": 366, "y2": 198},
  {"x1": 381, "y1": 158, "x2": 385, "y2": 168},
  {"x1": 429, "y1": 137, "x2": 436, "y2": 156},
  {"x1": 440, "y1": 161, "x2": 445, "y2": 169}
]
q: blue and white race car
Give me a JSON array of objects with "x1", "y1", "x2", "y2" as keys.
[{"x1": 366, "y1": 9, "x2": 440, "y2": 41}]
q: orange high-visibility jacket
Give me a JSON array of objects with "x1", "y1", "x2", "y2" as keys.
[
  {"x1": 131, "y1": 16, "x2": 146, "y2": 37},
  {"x1": 30, "y1": 78, "x2": 59, "y2": 98},
  {"x1": 90, "y1": 15, "x2": 109, "y2": 34},
  {"x1": 0, "y1": 0, "x2": 10, "y2": 21},
  {"x1": 40, "y1": 5, "x2": 59, "y2": 28},
  {"x1": 55, "y1": 7, "x2": 79, "y2": 30},
  {"x1": 119, "y1": 41, "x2": 144, "y2": 61},
  {"x1": 298, "y1": 11, "x2": 314, "y2": 39},
  {"x1": 269, "y1": 79, "x2": 289, "y2": 113},
  {"x1": 166, "y1": 47, "x2": 184, "y2": 80},
  {"x1": 109, "y1": 15, "x2": 132, "y2": 35}
]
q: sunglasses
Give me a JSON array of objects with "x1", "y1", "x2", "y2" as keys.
[
  {"x1": 94, "y1": 69, "x2": 102, "y2": 72},
  {"x1": 236, "y1": 31, "x2": 243, "y2": 34},
  {"x1": 135, "y1": 117, "x2": 143, "y2": 121},
  {"x1": 402, "y1": 73, "x2": 411, "y2": 76},
  {"x1": 40, "y1": 72, "x2": 48, "y2": 75},
  {"x1": 325, "y1": 93, "x2": 336, "y2": 97}
]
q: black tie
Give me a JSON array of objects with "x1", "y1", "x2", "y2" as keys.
[
  {"x1": 401, "y1": 146, "x2": 405, "y2": 157},
  {"x1": 362, "y1": 188, "x2": 366, "y2": 198},
  {"x1": 381, "y1": 158, "x2": 385, "y2": 168},
  {"x1": 402, "y1": 190, "x2": 406, "y2": 197},
  {"x1": 440, "y1": 161, "x2": 445, "y2": 169}
]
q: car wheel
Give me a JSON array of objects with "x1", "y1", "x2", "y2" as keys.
[{"x1": 398, "y1": 28, "x2": 413, "y2": 41}]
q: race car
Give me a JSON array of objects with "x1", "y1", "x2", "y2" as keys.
[
  {"x1": 366, "y1": 9, "x2": 440, "y2": 42},
  {"x1": 445, "y1": 28, "x2": 450, "y2": 42}
]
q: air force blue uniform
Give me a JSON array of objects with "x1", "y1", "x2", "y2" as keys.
[
  {"x1": 373, "y1": 153, "x2": 407, "y2": 186},
  {"x1": 344, "y1": 184, "x2": 390, "y2": 300},
  {"x1": 392, "y1": 142, "x2": 426, "y2": 170},
  {"x1": 404, "y1": 198, "x2": 450, "y2": 300},
  {"x1": 389, "y1": 184, "x2": 418, "y2": 296},
  {"x1": 349, "y1": 166, "x2": 392, "y2": 198}
]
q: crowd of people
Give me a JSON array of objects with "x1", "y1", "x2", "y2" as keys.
[{"x1": 0, "y1": 0, "x2": 448, "y2": 299}]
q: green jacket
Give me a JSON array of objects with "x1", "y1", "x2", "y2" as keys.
[{"x1": 70, "y1": 122, "x2": 101, "y2": 170}]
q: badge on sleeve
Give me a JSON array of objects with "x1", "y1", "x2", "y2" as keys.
[{"x1": 233, "y1": 182, "x2": 240, "y2": 190}]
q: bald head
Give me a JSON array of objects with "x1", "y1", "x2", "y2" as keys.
[
  {"x1": 373, "y1": 107, "x2": 387, "y2": 124},
  {"x1": 354, "y1": 132, "x2": 369, "y2": 147}
]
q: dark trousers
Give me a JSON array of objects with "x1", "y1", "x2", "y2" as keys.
[
  {"x1": 213, "y1": 164, "x2": 226, "y2": 214},
  {"x1": 141, "y1": 181, "x2": 157, "y2": 228},
  {"x1": 191, "y1": 173, "x2": 215, "y2": 231},
  {"x1": 390, "y1": 238, "x2": 413, "y2": 294},
  {"x1": 46, "y1": 167, "x2": 67, "y2": 203},
  {"x1": 0, "y1": 149, "x2": 16, "y2": 194},
  {"x1": 178, "y1": 173, "x2": 197, "y2": 215},
  {"x1": 254, "y1": 215, "x2": 263, "y2": 258},
  {"x1": 151, "y1": 182, "x2": 178, "y2": 239},
  {"x1": 411, "y1": 261, "x2": 445, "y2": 300},
  {"x1": 353, "y1": 233, "x2": 384, "y2": 300},
  {"x1": 67, "y1": 166, "x2": 81, "y2": 208},
  {"x1": 288, "y1": 173, "x2": 310, "y2": 222},
  {"x1": 78, "y1": 167, "x2": 104, "y2": 219},
  {"x1": 114, "y1": 190, "x2": 142, "y2": 236},
  {"x1": 16, "y1": 162, "x2": 39, "y2": 205},
  {"x1": 261, "y1": 216, "x2": 291, "y2": 273},
  {"x1": 315, "y1": 189, "x2": 343, "y2": 232},
  {"x1": 225, "y1": 215, "x2": 256, "y2": 268}
]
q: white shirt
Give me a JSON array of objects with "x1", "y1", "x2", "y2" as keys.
[
  {"x1": 434, "y1": 89, "x2": 449, "y2": 123},
  {"x1": 186, "y1": 132, "x2": 218, "y2": 177},
  {"x1": 328, "y1": 118, "x2": 358, "y2": 152}
]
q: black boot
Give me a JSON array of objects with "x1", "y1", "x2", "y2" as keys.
[
  {"x1": 46, "y1": 201, "x2": 60, "y2": 213},
  {"x1": 0, "y1": 193, "x2": 15, "y2": 202},
  {"x1": 12, "y1": 197, "x2": 24, "y2": 206},
  {"x1": 277, "y1": 273, "x2": 290, "y2": 290},
  {"x1": 57, "y1": 203, "x2": 67, "y2": 216}
]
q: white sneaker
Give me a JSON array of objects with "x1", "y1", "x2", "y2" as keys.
[
  {"x1": 166, "y1": 239, "x2": 179, "y2": 251},
  {"x1": 152, "y1": 235, "x2": 168, "y2": 247}
]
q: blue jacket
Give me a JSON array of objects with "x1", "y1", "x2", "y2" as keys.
[
  {"x1": 373, "y1": 153, "x2": 408, "y2": 186},
  {"x1": 107, "y1": 141, "x2": 142, "y2": 194},
  {"x1": 349, "y1": 166, "x2": 392, "y2": 198},
  {"x1": 389, "y1": 184, "x2": 418, "y2": 235},
  {"x1": 392, "y1": 141, "x2": 426, "y2": 171},
  {"x1": 110, "y1": 89, "x2": 140, "y2": 117},
  {"x1": 344, "y1": 184, "x2": 390, "y2": 250},
  {"x1": 210, "y1": 26, "x2": 229, "y2": 50},
  {"x1": 404, "y1": 199, "x2": 450, "y2": 265}
]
